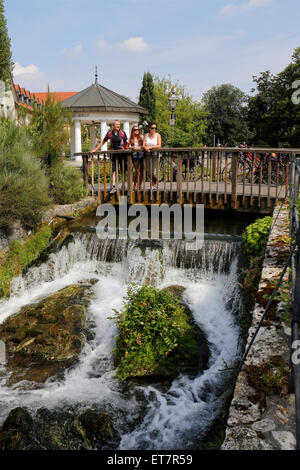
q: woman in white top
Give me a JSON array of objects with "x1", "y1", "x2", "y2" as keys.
[
  {"x1": 129, "y1": 126, "x2": 144, "y2": 190},
  {"x1": 143, "y1": 122, "x2": 162, "y2": 186}
]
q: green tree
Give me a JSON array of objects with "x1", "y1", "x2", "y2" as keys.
[
  {"x1": 153, "y1": 76, "x2": 207, "y2": 147},
  {"x1": 0, "y1": 119, "x2": 51, "y2": 232},
  {"x1": 248, "y1": 47, "x2": 300, "y2": 147},
  {"x1": 29, "y1": 91, "x2": 84, "y2": 204},
  {"x1": 29, "y1": 89, "x2": 72, "y2": 161},
  {"x1": 0, "y1": 0, "x2": 13, "y2": 88},
  {"x1": 138, "y1": 72, "x2": 156, "y2": 124},
  {"x1": 202, "y1": 84, "x2": 252, "y2": 146},
  {"x1": 247, "y1": 71, "x2": 276, "y2": 146}
]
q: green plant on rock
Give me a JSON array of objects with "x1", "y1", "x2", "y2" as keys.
[
  {"x1": 113, "y1": 284, "x2": 198, "y2": 381},
  {"x1": 242, "y1": 216, "x2": 272, "y2": 258},
  {"x1": 245, "y1": 355, "x2": 289, "y2": 408}
]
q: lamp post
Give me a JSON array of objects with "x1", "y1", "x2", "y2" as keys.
[
  {"x1": 169, "y1": 91, "x2": 179, "y2": 127},
  {"x1": 168, "y1": 91, "x2": 179, "y2": 176}
]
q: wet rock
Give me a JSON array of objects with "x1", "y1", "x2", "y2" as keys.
[
  {"x1": 162, "y1": 285, "x2": 210, "y2": 373},
  {"x1": 0, "y1": 407, "x2": 42, "y2": 450},
  {"x1": 0, "y1": 284, "x2": 94, "y2": 383},
  {"x1": 74, "y1": 409, "x2": 118, "y2": 449},
  {"x1": 134, "y1": 239, "x2": 163, "y2": 250},
  {"x1": 0, "y1": 406, "x2": 120, "y2": 450}
]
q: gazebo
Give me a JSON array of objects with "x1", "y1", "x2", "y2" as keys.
[{"x1": 61, "y1": 74, "x2": 148, "y2": 161}]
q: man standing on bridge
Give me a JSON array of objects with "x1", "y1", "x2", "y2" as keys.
[{"x1": 91, "y1": 121, "x2": 128, "y2": 194}]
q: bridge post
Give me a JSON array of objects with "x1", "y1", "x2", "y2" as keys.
[
  {"x1": 231, "y1": 152, "x2": 238, "y2": 209},
  {"x1": 128, "y1": 153, "x2": 133, "y2": 204},
  {"x1": 177, "y1": 153, "x2": 183, "y2": 204},
  {"x1": 82, "y1": 155, "x2": 89, "y2": 197}
]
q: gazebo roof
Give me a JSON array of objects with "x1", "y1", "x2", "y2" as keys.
[{"x1": 61, "y1": 81, "x2": 148, "y2": 114}]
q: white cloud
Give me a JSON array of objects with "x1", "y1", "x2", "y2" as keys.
[
  {"x1": 120, "y1": 37, "x2": 150, "y2": 53},
  {"x1": 219, "y1": 0, "x2": 274, "y2": 16},
  {"x1": 96, "y1": 36, "x2": 150, "y2": 53},
  {"x1": 13, "y1": 62, "x2": 46, "y2": 81},
  {"x1": 60, "y1": 45, "x2": 82, "y2": 58}
]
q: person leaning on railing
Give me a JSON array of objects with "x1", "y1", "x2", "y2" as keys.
[
  {"x1": 143, "y1": 122, "x2": 162, "y2": 188},
  {"x1": 91, "y1": 121, "x2": 128, "y2": 194},
  {"x1": 129, "y1": 126, "x2": 145, "y2": 190}
]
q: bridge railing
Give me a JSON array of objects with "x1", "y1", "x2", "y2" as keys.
[{"x1": 74, "y1": 147, "x2": 300, "y2": 209}]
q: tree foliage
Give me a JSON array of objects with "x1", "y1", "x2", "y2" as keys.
[
  {"x1": 138, "y1": 72, "x2": 156, "y2": 124},
  {"x1": 248, "y1": 47, "x2": 300, "y2": 147},
  {"x1": 153, "y1": 75, "x2": 207, "y2": 147},
  {"x1": 29, "y1": 90, "x2": 72, "y2": 160},
  {"x1": 0, "y1": 0, "x2": 13, "y2": 88},
  {"x1": 49, "y1": 162, "x2": 85, "y2": 204},
  {"x1": 202, "y1": 84, "x2": 252, "y2": 146}
]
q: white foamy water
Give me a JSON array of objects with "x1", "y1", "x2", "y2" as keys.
[{"x1": 0, "y1": 234, "x2": 242, "y2": 449}]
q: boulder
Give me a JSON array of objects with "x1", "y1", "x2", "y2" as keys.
[
  {"x1": 114, "y1": 285, "x2": 210, "y2": 380},
  {"x1": 0, "y1": 406, "x2": 119, "y2": 450},
  {"x1": 0, "y1": 283, "x2": 95, "y2": 383}
]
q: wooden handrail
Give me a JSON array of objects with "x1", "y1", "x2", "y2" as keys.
[{"x1": 74, "y1": 147, "x2": 300, "y2": 157}]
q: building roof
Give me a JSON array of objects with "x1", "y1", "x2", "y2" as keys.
[
  {"x1": 61, "y1": 82, "x2": 148, "y2": 114},
  {"x1": 34, "y1": 91, "x2": 78, "y2": 104},
  {"x1": 13, "y1": 82, "x2": 43, "y2": 110}
]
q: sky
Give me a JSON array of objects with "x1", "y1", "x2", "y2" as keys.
[{"x1": 5, "y1": 0, "x2": 300, "y2": 102}]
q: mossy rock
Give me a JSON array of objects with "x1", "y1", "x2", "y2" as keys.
[
  {"x1": 0, "y1": 406, "x2": 119, "y2": 450},
  {"x1": 162, "y1": 285, "x2": 210, "y2": 373},
  {"x1": 0, "y1": 284, "x2": 95, "y2": 383},
  {"x1": 114, "y1": 284, "x2": 210, "y2": 381}
]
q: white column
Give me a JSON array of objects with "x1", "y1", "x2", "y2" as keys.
[
  {"x1": 123, "y1": 121, "x2": 130, "y2": 140},
  {"x1": 70, "y1": 124, "x2": 75, "y2": 158},
  {"x1": 101, "y1": 121, "x2": 108, "y2": 151},
  {"x1": 90, "y1": 125, "x2": 96, "y2": 150},
  {"x1": 74, "y1": 120, "x2": 82, "y2": 162}
]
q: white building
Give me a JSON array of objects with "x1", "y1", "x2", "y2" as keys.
[{"x1": 0, "y1": 80, "x2": 17, "y2": 121}]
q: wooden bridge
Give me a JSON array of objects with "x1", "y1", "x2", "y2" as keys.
[{"x1": 76, "y1": 147, "x2": 300, "y2": 213}]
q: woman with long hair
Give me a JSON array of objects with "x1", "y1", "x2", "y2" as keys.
[
  {"x1": 129, "y1": 126, "x2": 144, "y2": 190},
  {"x1": 143, "y1": 122, "x2": 161, "y2": 187}
]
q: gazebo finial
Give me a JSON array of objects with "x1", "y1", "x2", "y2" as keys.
[{"x1": 95, "y1": 66, "x2": 98, "y2": 84}]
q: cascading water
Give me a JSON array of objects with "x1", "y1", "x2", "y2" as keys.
[{"x1": 0, "y1": 232, "x2": 243, "y2": 450}]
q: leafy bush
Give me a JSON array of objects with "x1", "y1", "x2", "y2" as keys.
[
  {"x1": 0, "y1": 120, "x2": 51, "y2": 232},
  {"x1": 113, "y1": 284, "x2": 198, "y2": 381},
  {"x1": 242, "y1": 216, "x2": 272, "y2": 258},
  {"x1": 49, "y1": 163, "x2": 85, "y2": 204}
]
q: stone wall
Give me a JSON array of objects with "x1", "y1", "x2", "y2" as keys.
[{"x1": 222, "y1": 204, "x2": 296, "y2": 450}]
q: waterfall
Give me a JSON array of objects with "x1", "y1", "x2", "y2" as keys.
[{"x1": 0, "y1": 231, "x2": 242, "y2": 450}]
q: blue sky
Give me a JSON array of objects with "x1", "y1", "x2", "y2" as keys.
[{"x1": 5, "y1": 0, "x2": 300, "y2": 102}]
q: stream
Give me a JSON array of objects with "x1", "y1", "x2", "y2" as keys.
[{"x1": 0, "y1": 213, "x2": 250, "y2": 450}]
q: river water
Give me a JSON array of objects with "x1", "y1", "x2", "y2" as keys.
[{"x1": 0, "y1": 214, "x2": 248, "y2": 450}]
